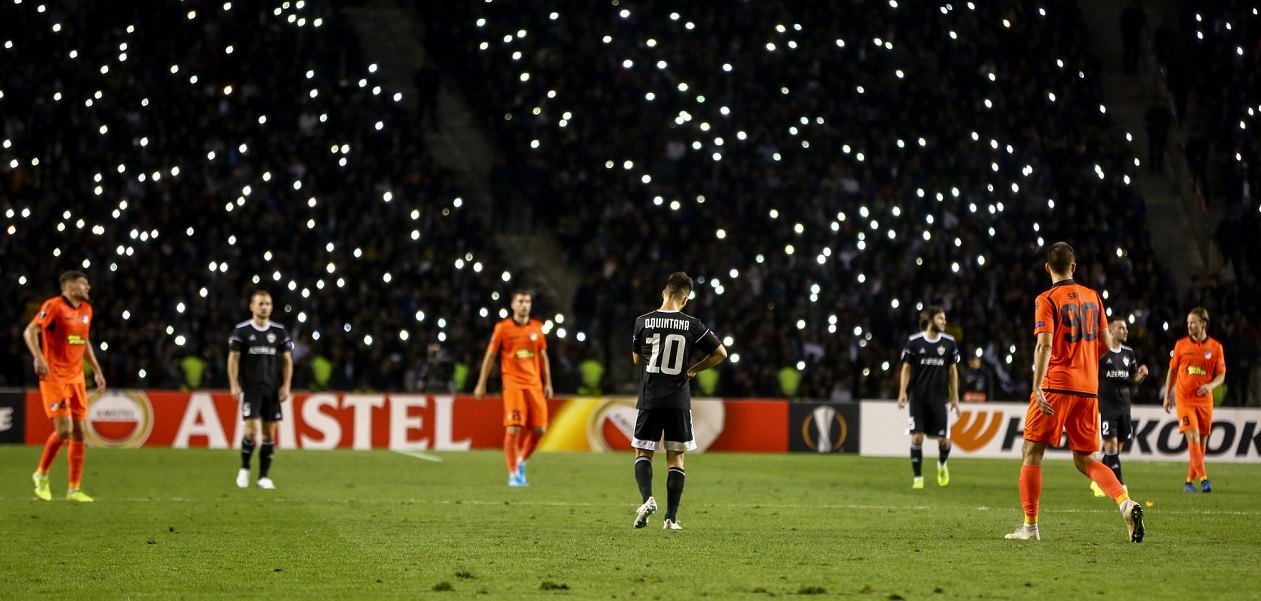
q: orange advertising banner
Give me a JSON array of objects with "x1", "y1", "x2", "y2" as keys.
[{"x1": 23, "y1": 391, "x2": 788, "y2": 452}]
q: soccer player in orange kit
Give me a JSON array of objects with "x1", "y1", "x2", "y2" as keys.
[
  {"x1": 474, "y1": 291, "x2": 553, "y2": 486},
  {"x1": 1005, "y1": 243, "x2": 1144, "y2": 543},
  {"x1": 24, "y1": 271, "x2": 106, "y2": 502},
  {"x1": 1163, "y1": 307, "x2": 1225, "y2": 493}
]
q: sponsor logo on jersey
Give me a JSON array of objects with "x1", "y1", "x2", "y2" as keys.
[
  {"x1": 86, "y1": 390, "x2": 155, "y2": 448},
  {"x1": 515, "y1": 349, "x2": 536, "y2": 359},
  {"x1": 248, "y1": 346, "x2": 278, "y2": 355},
  {"x1": 1188, "y1": 366, "x2": 1208, "y2": 376},
  {"x1": 920, "y1": 357, "x2": 946, "y2": 366},
  {"x1": 1105, "y1": 369, "x2": 1130, "y2": 378},
  {"x1": 67, "y1": 334, "x2": 86, "y2": 346}
]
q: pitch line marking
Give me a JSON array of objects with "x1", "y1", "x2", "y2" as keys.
[{"x1": 391, "y1": 449, "x2": 443, "y2": 462}]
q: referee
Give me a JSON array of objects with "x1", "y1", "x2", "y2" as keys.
[{"x1": 228, "y1": 290, "x2": 293, "y2": 490}]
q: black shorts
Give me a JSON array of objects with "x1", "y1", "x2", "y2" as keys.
[
  {"x1": 632, "y1": 407, "x2": 696, "y2": 452},
  {"x1": 1099, "y1": 407, "x2": 1132, "y2": 444},
  {"x1": 908, "y1": 399, "x2": 950, "y2": 438},
  {"x1": 240, "y1": 391, "x2": 284, "y2": 422}
]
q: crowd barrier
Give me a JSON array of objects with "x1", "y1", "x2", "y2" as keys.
[{"x1": 3, "y1": 390, "x2": 1258, "y2": 462}]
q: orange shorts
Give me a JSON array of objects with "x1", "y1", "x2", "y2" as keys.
[
  {"x1": 39, "y1": 380, "x2": 89, "y2": 421},
  {"x1": 503, "y1": 387, "x2": 548, "y2": 429},
  {"x1": 1176, "y1": 402, "x2": 1213, "y2": 436},
  {"x1": 1023, "y1": 391, "x2": 1099, "y2": 453}
]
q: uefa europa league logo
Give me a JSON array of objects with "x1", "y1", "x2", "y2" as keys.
[{"x1": 812, "y1": 405, "x2": 836, "y2": 453}]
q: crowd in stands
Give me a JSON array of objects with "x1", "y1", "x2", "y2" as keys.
[
  {"x1": 436, "y1": 0, "x2": 1199, "y2": 401},
  {"x1": 3, "y1": 1, "x2": 1257, "y2": 405},
  {"x1": 1, "y1": 1, "x2": 514, "y2": 392}
]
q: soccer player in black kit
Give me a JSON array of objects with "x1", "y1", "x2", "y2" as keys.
[
  {"x1": 897, "y1": 306, "x2": 960, "y2": 489},
  {"x1": 1091, "y1": 319, "x2": 1148, "y2": 497},
  {"x1": 228, "y1": 291, "x2": 294, "y2": 490},
  {"x1": 630, "y1": 273, "x2": 727, "y2": 530}
]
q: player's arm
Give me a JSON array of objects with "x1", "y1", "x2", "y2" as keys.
[
  {"x1": 1197, "y1": 354, "x2": 1226, "y2": 397},
  {"x1": 686, "y1": 344, "x2": 727, "y2": 379},
  {"x1": 1030, "y1": 331, "x2": 1053, "y2": 415},
  {"x1": 540, "y1": 349, "x2": 553, "y2": 398},
  {"x1": 85, "y1": 337, "x2": 106, "y2": 391},
  {"x1": 280, "y1": 350, "x2": 293, "y2": 401},
  {"x1": 1162, "y1": 353, "x2": 1178, "y2": 413},
  {"x1": 22, "y1": 319, "x2": 49, "y2": 377},
  {"x1": 947, "y1": 362, "x2": 960, "y2": 415},
  {"x1": 227, "y1": 350, "x2": 242, "y2": 399},
  {"x1": 632, "y1": 352, "x2": 641, "y2": 365},
  {"x1": 473, "y1": 346, "x2": 497, "y2": 400},
  {"x1": 897, "y1": 362, "x2": 911, "y2": 409}
]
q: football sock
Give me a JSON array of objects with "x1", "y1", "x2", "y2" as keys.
[
  {"x1": 67, "y1": 441, "x2": 85, "y2": 490},
  {"x1": 910, "y1": 444, "x2": 923, "y2": 477},
  {"x1": 634, "y1": 456, "x2": 653, "y2": 503},
  {"x1": 665, "y1": 467, "x2": 685, "y2": 521},
  {"x1": 241, "y1": 437, "x2": 256, "y2": 470},
  {"x1": 519, "y1": 429, "x2": 540, "y2": 464},
  {"x1": 504, "y1": 430, "x2": 523, "y2": 474},
  {"x1": 1189, "y1": 442, "x2": 1206, "y2": 482},
  {"x1": 1019, "y1": 465, "x2": 1042, "y2": 525},
  {"x1": 938, "y1": 443, "x2": 951, "y2": 466},
  {"x1": 37, "y1": 432, "x2": 66, "y2": 475},
  {"x1": 1103, "y1": 451, "x2": 1124, "y2": 485},
  {"x1": 259, "y1": 440, "x2": 274, "y2": 478},
  {"x1": 1086, "y1": 460, "x2": 1126, "y2": 502}
]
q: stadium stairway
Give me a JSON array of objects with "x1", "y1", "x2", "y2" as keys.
[
  {"x1": 343, "y1": 0, "x2": 579, "y2": 315},
  {"x1": 1079, "y1": 0, "x2": 1226, "y2": 291}
]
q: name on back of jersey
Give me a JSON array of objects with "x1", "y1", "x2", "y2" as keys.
[{"x1": 643, "y1": 317, "x2": 691, "y2": 330}]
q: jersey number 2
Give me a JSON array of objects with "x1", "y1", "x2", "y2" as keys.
[{"x1": 645, "y1": 333, "x2": 687, "y2": 375}]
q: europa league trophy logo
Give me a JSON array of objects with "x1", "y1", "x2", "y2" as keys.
[{"x1": 812, "y1": 405, "x2": 836, "y2": 453}]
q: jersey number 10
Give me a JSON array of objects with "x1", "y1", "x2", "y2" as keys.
[
  {"x1": 1061, "y1": 302, "x2": 1100, "y2": 343},
  {"x1": 645, "y1": 333, "x2": 687, "y2": 376}
]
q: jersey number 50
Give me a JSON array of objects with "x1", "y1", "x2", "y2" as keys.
[
  {"x1": 645, "y1": 333, "x2": 687, "y2": 376},
  {"x1": 1060, "y1": 302, "x2": 1099, "y2": 343}
]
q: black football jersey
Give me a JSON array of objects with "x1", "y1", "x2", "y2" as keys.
[
  {"x1": 632, "y1": 310, "x2": 721, "y2": 410},
  {"x1": 1098, "y1": 345, "x2": 1139, "y2": 411},
  {"x1": 228, "y1": 320, "x2": 293, "y2": 393},
  {"x1": 900, "y1": 332, "x2": 960, "y2": 403}
]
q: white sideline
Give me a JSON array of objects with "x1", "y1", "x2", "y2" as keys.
[{"x1": 391, "y1": 449, "x2": 443, "y2": 462}]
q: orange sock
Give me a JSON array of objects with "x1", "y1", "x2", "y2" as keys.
[
  {"x1": 1019, "y1": 465, "x2": 1042, "y2": 524},
  {"x1": 1189, "y1": 442, "x2": 1207, "y2": 482},
  {"x1": 37, "y1": 433, "x2": 66, "y2": 475},
  {"x1": 504, "y1": 430, "x2": 522, "y2": 473},
  {"x1": 518, "y1": 430, "x2": 539, "y2": 464},
  {"x1": 68, "y1": 441, "x2": 86, "y2": 490},
  {"x1": 1086, "y1": 460, "x2": 1128, "y2": 503}
]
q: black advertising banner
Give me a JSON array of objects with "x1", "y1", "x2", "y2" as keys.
[
  {"x1": 788, "y1": 402, "x2": 860, "y2": 453},
  {"x1": 0, "y1": 389, "x2": 25, "y2": 444}
]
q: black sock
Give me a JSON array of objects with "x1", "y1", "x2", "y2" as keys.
[
  {"x1": 910, "y1": 444, "x2": 923, "y2": 477},
  {"x1": 634, "y1": 456, "x2": 653, "y2": 503},
  {"x1": 665, "y1": 467, "x2": 685, "y2": 521},
  {"x1": 241, "y1": 437, "x2": 255, "y2": 470},
  {"x1": 939, "y1": 443, "x2": 952, "y2": 466},
  {"x1": 259, "y1": 440, "x2": 274, "y2": 478},
  {"x1": 1104, "y1": 451, "x2": 1124, "y2": 485}
]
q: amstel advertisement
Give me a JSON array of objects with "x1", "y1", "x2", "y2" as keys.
[{"x1": 21, "y1": 390, "x2": 789, "y2": 452}]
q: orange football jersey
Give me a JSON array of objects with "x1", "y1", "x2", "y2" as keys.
[
  {"x1": 1169, "y1": 336, "x2": 1225, "y2": 405},
  {"x1": 33, "y1": 296, "x2": 94, "y2": 384},
  {"x1": 487, "y1": 318, "x2": 548, "y2": 390},
  {"x1": 1033, "y1": 280, "x2": 1108, "y2": 396}
]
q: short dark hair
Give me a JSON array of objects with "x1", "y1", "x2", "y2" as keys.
[
  {"x1": 1047, "y1": 242, "x2": 1075, "y2": 274},
  {"x1": 59, "y1": 271, "x2": 87, "y2": 287},
  {"x1": 511, "y1": 289, "x2": 532, "y2": 301},
  {"x1": 919, "y1": 306, "x2": 944, "y2": 330},
  {"x1": 664, "y1": 272, "x2": 693, "y2": 300},
  {"x1": 1189, "y1": 307, "x2": 1209, "y2": 324}
]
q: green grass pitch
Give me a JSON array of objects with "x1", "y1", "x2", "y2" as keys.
[{"x1": 2, "y1": 447, "x2": 1259, "y2": 600}]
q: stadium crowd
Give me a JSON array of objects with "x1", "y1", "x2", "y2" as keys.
[
  {"x1": 2, "y1": 0, "x2": 1258, "y2": 404},
  {"x1": 435, "y1": 0, "x2": 1199, "y2": 401},
  {"x1": 0, "y1": 1, "x2": 514, "y2": 392}
]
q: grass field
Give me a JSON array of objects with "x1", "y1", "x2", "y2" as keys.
[{"x1": 2, "y1": 447, "x2": 1259, "y2": 600}]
